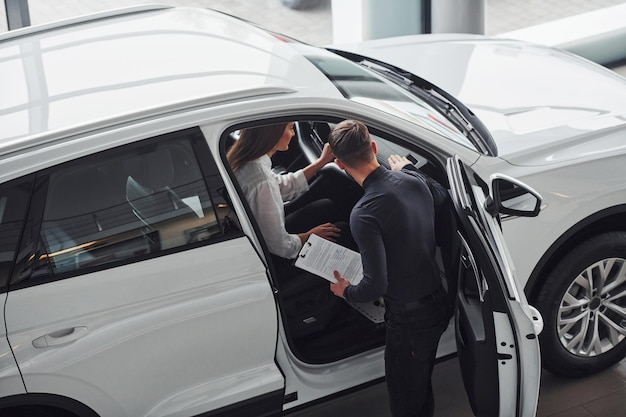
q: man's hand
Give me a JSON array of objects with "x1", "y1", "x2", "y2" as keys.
[
  {"x1": 388, "y1": 154, "x2": 412, "y2": 171},
  {"x1": 330, "y1": 270, "x2": 351, "y2": 298}
]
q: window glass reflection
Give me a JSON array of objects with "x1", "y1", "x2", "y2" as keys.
[{"x1": 17, "y1": 129, "x2": 241, "y2": 283}]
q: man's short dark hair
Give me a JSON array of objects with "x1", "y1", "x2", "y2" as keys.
[{"x1": 328, "y1": 120, "x2": 373, "y2": 167}]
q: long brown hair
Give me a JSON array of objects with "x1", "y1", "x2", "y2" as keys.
[{"x1": 227, "y1": 123, "x2": 289, "y2": 172}]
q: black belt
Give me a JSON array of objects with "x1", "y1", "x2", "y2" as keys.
[{"x1": 385, "y1": 286, "x2": 445, "y2": 315}]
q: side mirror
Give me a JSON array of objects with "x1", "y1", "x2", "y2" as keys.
[{"x1": 485, "y1": 174, "x2": 542, "y2": 218}]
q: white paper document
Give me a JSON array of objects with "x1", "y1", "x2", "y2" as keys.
[
  {"x1": 295, "y1": 233, "x2": 363, "y2": 284},
  {"x1": 294, "y1": 234, "x2": 385, "y2": 323}
]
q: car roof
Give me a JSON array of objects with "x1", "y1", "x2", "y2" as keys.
[{"x1": 0, "y1": 5, "x2": 335, "y2": 155}]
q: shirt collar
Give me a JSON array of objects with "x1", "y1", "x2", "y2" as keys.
[
  {"x1": 362, "y1": 165, "x2": 386, "y2": 189},
  {"x1": 259, "y1": 154, "x2": 272, "y2": 168}
]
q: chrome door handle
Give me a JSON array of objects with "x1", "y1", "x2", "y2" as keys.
[{"x1": 32, "y1": 326, "x2": 89, "y2": 348}]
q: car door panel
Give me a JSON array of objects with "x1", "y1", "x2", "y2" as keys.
[
  {"x1": 455, "y1": 234, "x2": 499, "y2": 417},
  {"x1": 4, "y1": 129, "x2": 284, "y2": 417},
  {"x1": 447, "y1": 156, "x2": 541, "y2": 417},
  {"x1": 6, "y1": 238, "x2": 282, "y2": 417}
]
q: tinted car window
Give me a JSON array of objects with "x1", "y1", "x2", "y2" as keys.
[
  {"x1": 305, "y1": 54, "x2": 471, "y2": 149},
  {"x1": 10, "y1": 128, "x2": 241, "y2": 287},
  {"x1": 0, "y1": 177, "x2": 33, "y2": 292}
]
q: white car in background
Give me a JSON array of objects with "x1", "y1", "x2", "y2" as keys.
[{"x1": 0, "y1": 4, "x2": 621, "y2": 417}]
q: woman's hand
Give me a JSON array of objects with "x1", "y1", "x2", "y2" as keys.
[
  {"x1": 388, "y1": 154, "x2": 412, "y2": 171},
  {"x1": 304, "y1": 143, "x2": 335, "y2": 181},
  {"x1": 301, "y1": 222, "x2": 340, "y2": 243},
  {"x1": 317, "y1": 143, "x2": 335, "y2": 167}
]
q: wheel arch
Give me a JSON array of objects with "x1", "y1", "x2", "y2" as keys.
[
  {"x1": 525, "y1": 204, "x2": 626, "y2": 302},
  {"x1": 0, "y1": 393, "x2": 99, "y2": 417}
]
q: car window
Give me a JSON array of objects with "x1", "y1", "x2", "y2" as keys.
[
  {"x1": 0, "y1": 177, "x2": 33, "y2": 292},
  {"x1": 304, "y1": 54, "x2": 474, "y2": 151},
  {"x1": 10, "y1": 128, "x2": 241, "y2": 287}
]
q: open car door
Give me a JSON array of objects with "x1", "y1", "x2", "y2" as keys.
[{"x1": 446, "y1": 155, "x2": 543, "y2": 417}]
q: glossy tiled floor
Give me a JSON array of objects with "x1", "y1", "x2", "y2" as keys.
[
  {"x1": 537, "y1": 360, "x2": 626, "y2": 417},
  {"x1": 288, "y1": 357, "x2": 626, "y2": 417}
]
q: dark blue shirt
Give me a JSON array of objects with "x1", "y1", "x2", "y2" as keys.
[{"x1": 344, "y1": 166, "x2": 446, "y2": 305}]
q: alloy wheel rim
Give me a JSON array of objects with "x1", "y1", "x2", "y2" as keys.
[{"x1": 557, "y1": 257, "x2": 626, "y2": 357}]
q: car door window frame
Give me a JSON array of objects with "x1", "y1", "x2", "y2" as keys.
[
  {"x1": 9, "y1": 127, "x2": 243, "y2": 290},
  {"x1": 0, "y1": 175, "x2": 34, "y2": 293}
]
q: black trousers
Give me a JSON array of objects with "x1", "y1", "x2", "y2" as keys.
[
  {"x1": 384, "y1": 291, "x2": 448, "y2": 417},
  {"x1": 271, "y1": 171, "x2": 358, "y2": 330},
  {"x1": 272, "y1": 197, "x2": 354, "y2": 284},
  {"x1": 284, "y1": 169, "x2": 359, "y2": 251},
  {"x1": 284, "y1": 168, "x2": 362, "y2": 226}
]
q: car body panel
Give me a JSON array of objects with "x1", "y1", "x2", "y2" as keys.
[
  {"x1": 470, "y1": 152, "x2": 626, "y2": 289},
  {"x1": 0, "y1": 6, "x2": 341, "y2": 145},
  {"x1": 0, "y1": 294, "x2": 25, "y2": 398},
  {"x1": 6, "y1": 239, "x2": 283, "y2": 417},
  {"x1": 329, "y1": 33, "x2": 626, "y2": 164}
]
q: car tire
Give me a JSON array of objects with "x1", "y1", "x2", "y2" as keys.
[
  {"x1": 281, "y1": 0, "x2": 322, "y2": 10},
  {"x1": 536, "y1": 231, "x2": 626, "y2": 377}
]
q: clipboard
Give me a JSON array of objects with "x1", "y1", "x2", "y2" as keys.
[
  {"x1": 294, "y1": 234, "x2": 362, "y2": 284},
  {"x1": 295, "y1": 234, "x2": 385, "y2": 323}
]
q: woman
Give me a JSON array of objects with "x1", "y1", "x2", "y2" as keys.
[{"x1": 227, "y1": 122, "x2": 344, "y2": 260}]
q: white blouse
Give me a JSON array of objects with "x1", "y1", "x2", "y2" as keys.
[{"x1": 235, "y1": 154, "x2": 309, "y2": 259}]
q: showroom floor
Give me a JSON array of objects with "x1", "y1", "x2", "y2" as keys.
[{"x1": 287, "y1": 356, "x2": 626, "y2": 417}]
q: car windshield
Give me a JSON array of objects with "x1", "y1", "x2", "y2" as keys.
[{"x1": 305, "y1": 54, "x2": 474, "y2": 151}]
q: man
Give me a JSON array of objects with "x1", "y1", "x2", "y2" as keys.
[{"x1": 328, "y1": 120, "x2": 450, "y2": 417}]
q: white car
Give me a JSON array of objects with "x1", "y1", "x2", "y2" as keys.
[
  {"x1": 0, "y1": 3, "x2": 618, "y2": 416},
  {"x1": 329, "y1": 32, "x2": 626, "y2": 378}
]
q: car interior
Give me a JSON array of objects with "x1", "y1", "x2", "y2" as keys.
[{"x1": 224, "y1": 119, "x2": 455, "y2": 364}]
